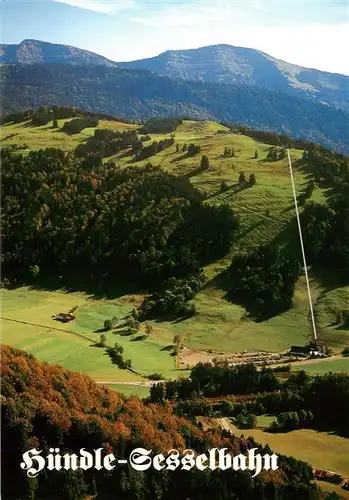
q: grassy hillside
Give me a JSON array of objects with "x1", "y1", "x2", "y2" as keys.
[
  {"x1": 1, "y1": 287, "x2": 185, "y2": 381},
  {"x1": 1, "y1": 115, "x2": 348, "y2": 391},
  {"x1": 1, "y1": 117, "x2": 137, "y2": 153}
]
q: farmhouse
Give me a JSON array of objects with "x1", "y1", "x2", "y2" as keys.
[
  {"x1": 290, "y1": 341, "x2": 327, "y2": 358},
  {"x1": 52, "y1": 312, "x2": 75, "y2": 323},
  {"x1": 290, "y1": 345, "x2": 310, "y2": 356}
]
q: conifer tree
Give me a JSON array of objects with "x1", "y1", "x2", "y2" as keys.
[
  {"x1": 249, "y1": 173, "x2": 256, "y2": 185},
  {"x1": 239, "y1": 171, "x2": 246, "y2": 185}
]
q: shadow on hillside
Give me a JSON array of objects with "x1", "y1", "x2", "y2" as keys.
[
  {"x1": 280, "y1": 204, "x2": 295, "y2": 214},
  {"x1": 151, "y1": 308, "x2": 196, "y2": 325},
  {"x1": 204, "y1": 182, "x2": 254, "y2": 201},
  {"x1": 18, "y1": 122, "x2": 38, "y2": 129},
  {"x1": 94, "y1": 327, "x2": 108, "y2": 333},
  {"x1": 161, "y1": 345, "x2": 174, "y2": 352},
  {"x1": 171, "y1": 315, "x2": 192, "y2": 324},
  {"x1": 130, "y1": 335, "x2": 147, "y2": 342},
  {"x1": 118, "y1": 329, "x2": 135, "y2": 337},
  {"x1": 334, "y1": 323, "x2": 349, "y2": 331},
  {"x1": 308, "y1": 264, "x2": 348, "y2": 293},
  {"x1": 222, "y1": 288, "x2": 287, "y2": 323},
  {"x1": 231, "y1": 219, "x2": 266, "y2": 242},
  {"x1": 201, "y1": 266, "x2": 231, "y2": 293},
  {"x1": 10, "y1": 274, "x2": 142, "y2": 301},
  {"x1": 169, "y1": 153, "x2": 193, "y2": 163}
]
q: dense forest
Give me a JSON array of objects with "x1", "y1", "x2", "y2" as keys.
[
  {"x1": 300, "y1": 145, "x2": 349, "y2": 274},
  {"x1": 1, "y1": 148, "x2": 239, "y2": 294},
  {"x1": 227, "y1": 245, "x2": 302, "y2": 320},
  {"x1": 2, "y1": 63, "x2": 349, "y2": 152},
  {"x1": 1, "y1": 345, "x2": 341, "y2": 500}
]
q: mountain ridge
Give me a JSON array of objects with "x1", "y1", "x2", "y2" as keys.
[{"x1": 2, "y1": 39, "x2": 348, "y2": 113}]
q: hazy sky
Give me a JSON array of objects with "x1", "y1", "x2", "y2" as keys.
[{"x1": 2, "y1": 0, "x2": 349, "y2": 74}]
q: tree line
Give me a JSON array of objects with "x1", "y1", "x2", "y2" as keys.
[
  {"x1": 75, "y1": 128, "x2": 139, "y2": 157},
  {"x1": 301, "y1": 145, "x2": 349, "y2": 275},
  {"x1": 1, "y1": 105, "x2": 136, "y2": 126},
  {"x1": 150, "y1": 362, "x2": 349, "y2": 436}
]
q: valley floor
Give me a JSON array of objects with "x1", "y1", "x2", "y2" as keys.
[{"x1": 213, "y1": 417, "x2": 349, "y2": 477}]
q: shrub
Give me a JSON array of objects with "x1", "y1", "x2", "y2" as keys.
[
  {"x1": 99, "y1": 334, "x2": 107, "y2": 347},
  {"x1": 236, "y1": 412, "x2": 257, "y2": 429},
  {"x1": 63, "y1": 117, "x2": 99, "y2": 134},
  {"x1": 266, "y1": 147, "x2": 286, "y2": 162},
  {"x1": 104, "y1": 317, "x2": 117, "y2": 331},
  {"x1": 148, "y1": 373, "x2": 163, "y2": 381},
  {"x1": 220, "y1": 181, "x2": 229, "y2": 193}
]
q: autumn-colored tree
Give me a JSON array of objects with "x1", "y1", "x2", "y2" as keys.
[{"x1": 1, "y1": 345, "x2": 331, "y2": 499}]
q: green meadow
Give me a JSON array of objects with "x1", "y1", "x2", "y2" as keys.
[
  {"x1": 1, "y1": 287, "x2": 184, "y2": 382},
  {"x1": 1, "y1": 117, "x2": 137, "y2": 154},
  {"x1": 105, "y1": 383, "x2": 151, "y2": 398}
]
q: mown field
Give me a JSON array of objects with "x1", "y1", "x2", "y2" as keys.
[
  {"x1": 292, "y1": 357, "x2": 349, "y2": 374},
  {"x1": 2, "y1": 116, "x2": 348, "y2": 392},
  {"x1": 228, "y1": 420, "x2": 349, "y2": 477},
  {"x1": 1, "y1": 287, "x2": 185, "y2": 382},
  {"x1": 105, "y1": 383, "x2": 151, "y2": 398}
]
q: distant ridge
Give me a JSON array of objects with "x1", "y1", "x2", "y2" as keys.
[
  {"x1": 1, "y1": 40, "x2": 348, "y2": 112},
  {"x1": 0, "y1": 39, "x2": 118, "y2": 67},
  {"x1": 117, "y1": 44, "x2": 349, "y2": 112}
]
